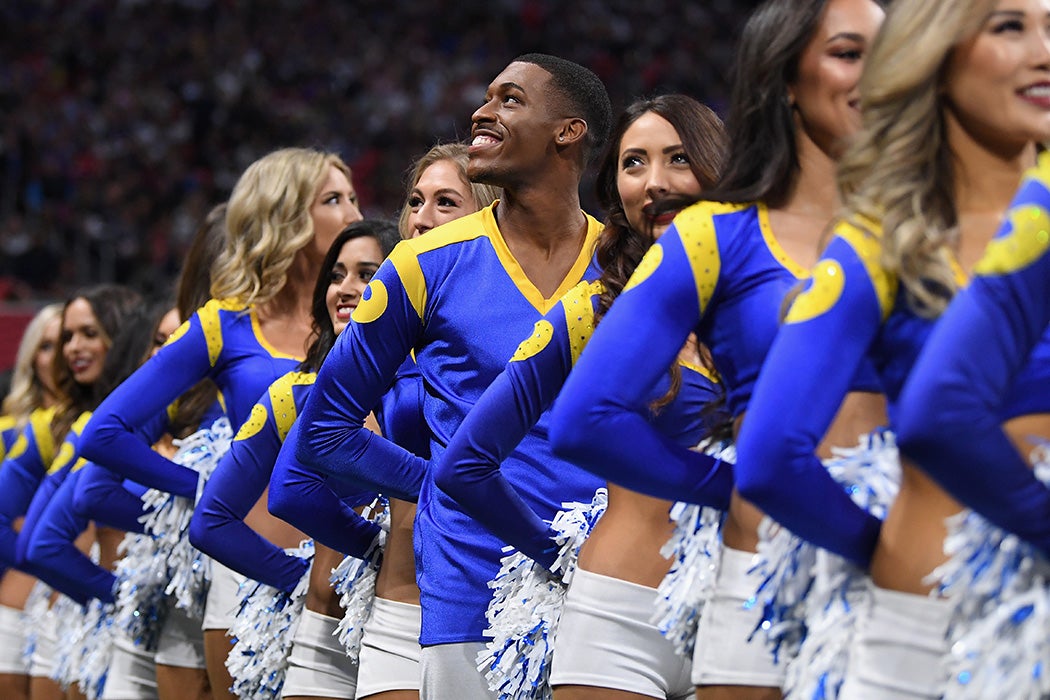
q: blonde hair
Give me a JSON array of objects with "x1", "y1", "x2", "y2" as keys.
[
  {"x1": 397, "y1": 143, "x2": 501, "y2": 239},
  {"x1": 2, "y1": 304, "x2": 62, "y2": 428},
  {"x1": 837, "y1": 0, "x2": 993, "y2": 317},
  {"x1": 211, "y1": 148, "x2": 353, "y2": 307}
]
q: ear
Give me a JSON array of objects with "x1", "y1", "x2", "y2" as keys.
[
  {"x1": 556, "y1": 118, "x2": 588, "y2": 146},
  {"x1": 786, "y1": 84, "x2": 796, "y2": 108}
]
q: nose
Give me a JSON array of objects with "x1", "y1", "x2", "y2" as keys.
[
  {"x1": 472, "y1": 97, "x2": 496, "y2": 127},
  {"x1": 344, "y1": 199, "x2": 363, "y2": 225},
  {"x1": 339, "y1": 272, "x2": 364, "y2": 299},
  {"x1": 1035, "y1": 25, "x2": 1050, "y2": 67},
  {"x1": 645, "y1": 164, "x2": 670, "y2": 200},
  {"x1": 414, "y1": 201, "x2": 437, "y2": 236}
]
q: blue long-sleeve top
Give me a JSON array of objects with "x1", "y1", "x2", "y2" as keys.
[
  {"x1": 551, "y1": 202, "x2": 880, "y2": 512},
  {"x1": 0, "y1": 415, "x2": 18, "y2": 462},
  {"x1": 0, "y1": 407, "x2": 57, "y2": 566},
  {"x1": 24, "y1": 463, "x2": 115, "y2": 604},
  {"x1": 268, "y1": 356, "x2": 423, "y2": 557},
  {"x1": 297, "y1": 204, "x2": 605, "y2": 645},
  {"x1": 80, "y1": 298, "x2": 302, "y2": 499},
  {"x1": 435, "y1": 279, "x2": 727, "y2": 567},
  {"x1": 897, "y1": 158, "x2": 1050, "y2": 553},
  {"x1": 189, "y1": 370, "x2": 317, "y2": 592}
]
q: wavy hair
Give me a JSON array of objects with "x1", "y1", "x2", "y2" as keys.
[
  {"x1": 2, "y1": 304, "x2": 63, "y2": 428},
  {"x1": 837, "y1": 0, "x2": 993, "y2": 317},
  {"x1": 211, "y1": 148, "x2": 352, "y2": 308},
  {"x1": 397, "y1": 143, "x2": 500, "y2": 240}
]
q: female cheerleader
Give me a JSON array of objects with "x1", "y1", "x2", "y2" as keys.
[
  {"x1": 550, "y1": 2, "x2": 885, "y2": 698},
  {"x1": 735, "y1": 0, "x2": 1050, "y2": 696},
  {"x1": 78, "y1": 147, "x2": 362, "y2": 700}
]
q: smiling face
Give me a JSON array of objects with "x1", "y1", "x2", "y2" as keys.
[
  {"x1": 468, "y1": 61, "x2": 561, "y2": 187},
  {"x1": 62, "y1": 298, "x2": 108, "y2": 386},
  {"x1": 943, "y1": 0, "x2": 1050, "y2": 152},
  {"x1": 406, "y1": 159, "x2": 479, "y2": 237},
  {"x1": 616, "y1": 111, "x2": 704, "y2": 238},
  {"x1": 789, "y1": 0, "x2": 885, "y2": 156},
  {"x1": 309, "y1": 165, "x2": 362, "y2": 260},
  {"x1": 325, "y1": 236, "x2": 385, "y2": 335}
]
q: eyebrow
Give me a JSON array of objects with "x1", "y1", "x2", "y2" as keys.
[
  {"x1": 620, "y1": 144, "x2": 686, "y2": 156},
  {"x1": 411, "y1": 187, "x2": 465, "y2": 199},
  {"x1": 500, "y1": 81, "x2": 526, "y2": 93},
  {"x1": 826, "y1": 32, "x2": 868, "y2": 43}
]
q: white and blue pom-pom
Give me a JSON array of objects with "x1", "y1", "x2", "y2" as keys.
[
  {"x1": 654, "y1": 501, "x2": 724, "y2": 658},
  {"x1": 752, "y1": 430, "x2": 900, "y2": 690},
  {"x1": 930, "y1": 443, "x2": 1050, "y2": 699},
  {"x1": 225, "y1": 540, "x2": 313, "y2": 700},
  {"x1": 50, "y1": 595, "x2": 91, "y2": 690},
  {"x1": 477, "y1": 488, "x2": 608, "y2": 700},
  {"x1": 139, "y1": 416, "x2": 232, "y2": 616},
  {"x1": 72, "y1": 600, "x2": 117, "y2": 700},
  {"x1": 333, "y1": 500, "x2": 388, "y2": 661},
  {"x1": 21, "y1": 581, "x2": 53, "y2": 665},
  {"x1": 111, "y1": 531, "x2": 171, "y2": 651}
]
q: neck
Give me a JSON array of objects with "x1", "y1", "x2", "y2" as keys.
[
  {"x1": 261, "y1": 254, "x2": 315, "y2": 320},
  {"x1": 496, "y1": 181, "x2": 586, "y2": 249},
  {"x1": 778, "y1": 128, "x2": 841, "y2": 219},
  {"x1": 948, "y1": 116, "x2": 1036, "y2": 216}
]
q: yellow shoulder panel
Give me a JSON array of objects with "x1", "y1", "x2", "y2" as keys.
[
  {"x1": 833, "y1": 220, "x2": 896, "y2": 321},
  {"x1": 196, "y1": 298, "x2": 246, "y2": 367},
  {"x1": 560, "y1": 280, "x2": 603, "y2": 365},
  {"x1": 974, "y1": 204, "x2": 1050, "y2": 277},
  {"x1": 29, "y1": 406, "x2": 56, "y2": 466},
  {"x1": 268, "y1": 372, "x2": 316, "y2": 442},
  {"x1": 672, "y1": 201, "x2": 745, "y2": 313}
]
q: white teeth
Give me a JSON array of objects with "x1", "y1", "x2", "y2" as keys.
[
  {"x1": 1023, "y1": 85, "x2": 1050, "y2": 98},
  {"x1": 472, "y1": 134, "x2": 498, "y2": 146}
]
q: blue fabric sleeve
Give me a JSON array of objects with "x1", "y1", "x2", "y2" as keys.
[
  {"x1": 0, "y1": 424, "x2": 49, "y2": 566},
  {"x1": 79, "y1": 312, "x2": 216, "y2": 499},
  {"x1": 897, "y1": 170, "x2": 1050, "y2": 552},
  {"x1": 268, "y1": 418, "x2": 381, "y2": 559},
  {"x1": 23, "y1": 467, "x2": 115, "y2": 604},
  {"x1": 735, "y1": 235, "x2": 885, "y2": 567},
  {"x1": 72, "y1": 462, "x2": 148, "y2": 533},
  {"x1": 375, "y1": 358, "x2": 431, "y2": 461},
  {"x1": 297, "y1": 255, "x2": 429, "y2": 501},
  {"x1": 434, "y1": 296, "x2": 581, "y2": 568},
  {"x1": 549, "y1": 230, "x2": 733, "y2": 506},
  {"x1": 188, "y1": 387, "x2": 310, "y2": 592}
]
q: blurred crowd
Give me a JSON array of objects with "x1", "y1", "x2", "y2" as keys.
[{"x1": 0, "y1": 0, "x2": 754, "y2": 301}]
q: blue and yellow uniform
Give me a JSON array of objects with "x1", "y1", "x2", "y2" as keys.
[
  {"x1": 190, "y1": 370, "x2": 372, "y2": 591},
  {"x1": 80, "y1": 298, "x2": 302, "y2": 498},
  {"x1": 268, "y1": 356, "x2": 425, "y2": 555},
  {"x1": 296, "y1": 204, "x2": 603, "y2": 646},
  {"x1": 0, "y1": 406, "x2": 56, "y2": 566},
  {"x1": 17, "y1": 412, "x2": 114, "y2": 603},
  {"x1": 551, "y1": 202, "x2": 878, "y2": 507},
  {"x1": 0, "y1": 415, "x2": 19, "y2": 462},
  {"x1": 898, "y1": 157, "x2": 1050, "y2": 553},
  {"x1": 435, "y1": 279, "x2": 728, "y2": 567}
]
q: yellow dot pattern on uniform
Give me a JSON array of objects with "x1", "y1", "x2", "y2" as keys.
[
  {"x1": 624, "y1": 244, "x2": 663, "y2": 294},
  {"x1": 563, "y1": 281, "x2": 601, "y2": 365},
  {"x1": 269, "y1": 372, "x2": 316, "y2": 441},
  {"x1": 353, "y1": 280, "x2": 389, "y2": 324},
  {"x1": 974, "y1": 205, "x2": 1050, "y2": 277},
  {"x1": 674, "y1": 202, "x2": 739, "y2": 313},
  {"x1": 511, "y1": 321, "x2": 554, "y2": 363},
  {"x1": 235, "y1": 402, "x2": 269, "y2": 442},
  {"x1": 785, "y1": 259, "x2": 845, "y2": 324}
]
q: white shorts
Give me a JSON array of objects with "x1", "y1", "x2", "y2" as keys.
[
  {"x1": 154, "y1": 605, "x2": 205, "y2": 669},
  {"x1": 201, "y1": 561, "x2": 247, "y2": 632},
  {"x1": 692, "y1": 546, "x2": 783, "y2": 688},
  {"x1": 840, "y1": 584, "x2": 952, "y2": 698},
  {"x1": 550, "y1": 568, "x2": 693, "y2": 699},
  {"x1": 29, "y1": 607, "x2": 57, "y2": 679},
  {"x1": 281, "y1": 608, "x2": 357, "y2": 698},
  {"x1": 100, "y1": 634, "x2": 158, "y2": 700},
  {"x1": 356, "y1": 597, "x2": 421, "y2": 698},
  {"x1": 0, "y1": 605, "x2": 28, "y2": 674},
  {"x1": 419, "y1": 642, "x2": 494, "y2": 700}
]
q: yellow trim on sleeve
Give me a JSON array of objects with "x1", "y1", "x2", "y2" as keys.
[
  {"x1": 784, "y1": 259, "x2": 845, "y2": 324},
  {"x1": 833, "y1": 220, "x2": 897, "y2": 321},
  {"x1": 510, "y1": 321, "x2": 555, "y2": 363},
  {"x1": 673, "y1": 201, "x2": 743, "y2": 314},
  {"x1": 268, "y1": 371, "x2": 317, "y2": 442},
  {"x1": 560, "y1": 280, "x2": 602, "y2": 365},
  {"x1": 973, "y1": 204, "x2": 1050, "y2": 277}
]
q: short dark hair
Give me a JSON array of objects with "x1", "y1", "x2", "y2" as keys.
[{"x1": 514, "y1": 53, "x2": 612, "y2": 164}]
